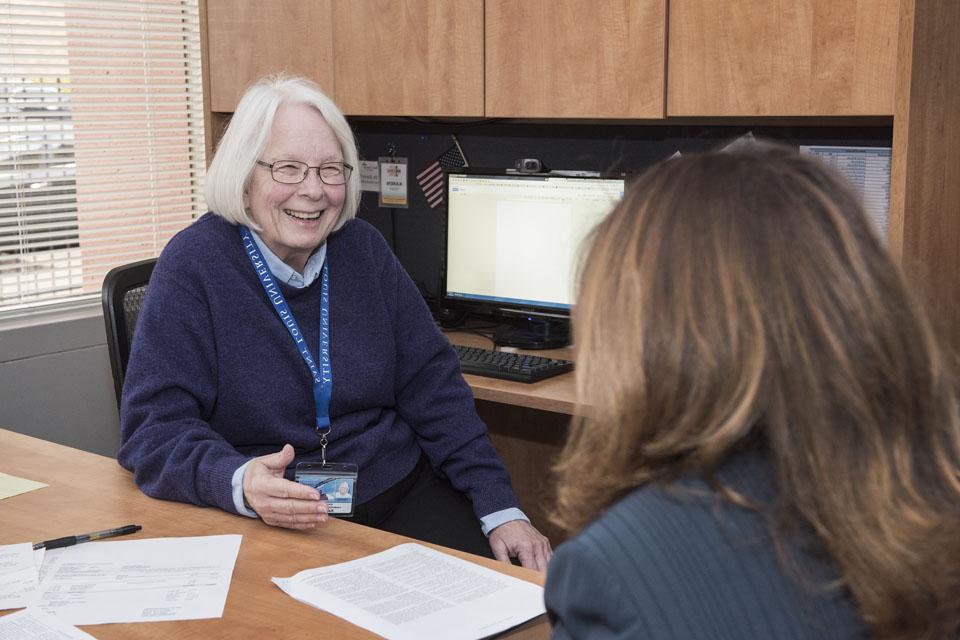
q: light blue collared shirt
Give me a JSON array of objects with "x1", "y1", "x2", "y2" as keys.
[
  {"x1": 231, "y1": 230, "x2": 526, "y2": 535},
  {"x1": 248, "y1": 228, "x2": 326, "y2": 287}
]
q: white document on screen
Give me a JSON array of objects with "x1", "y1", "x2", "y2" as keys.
[
  {"x1": 33, "y1": 535, "x2": 241, "y2": 625},
  {"x1": 272, "y1": 543, "x2": 546, "y2": 640}
]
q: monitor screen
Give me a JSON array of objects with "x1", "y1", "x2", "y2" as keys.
[{"x1": 444, "y1": 170, "x2": 625, "y2": 315}]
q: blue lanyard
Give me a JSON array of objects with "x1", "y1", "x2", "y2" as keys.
[{"x1": 240, "y1": 226, "x2": 332, "y2": 431}]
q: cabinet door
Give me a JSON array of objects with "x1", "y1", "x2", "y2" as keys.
[
  {"x1": 668, "y1": 0, "x2": 899, "y2": 116},
  {"x1": 332, "y1": 0, "x2": 484, "y2": 117},
  {"x1": 205, "y1": 0, "x2": 334, "y2": 112},
  {"x1": 485, "y1": 0, "x2": 665, "y2": 118}
]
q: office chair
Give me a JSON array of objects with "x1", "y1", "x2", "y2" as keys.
[{"x1": 101, "y1": 258, "x2": 157, "y2": 408}]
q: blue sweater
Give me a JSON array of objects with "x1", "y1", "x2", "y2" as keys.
[
  {"x1": 545, "y1": 454, "x2": 867, "y2": 639},
  {"x1": 118, "y1": 213, "x2": 521, "y2": 519}
]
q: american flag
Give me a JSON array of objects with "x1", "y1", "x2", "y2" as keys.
[{"x1": 416, "y1": 137, "x2": 468, "y2": 208}]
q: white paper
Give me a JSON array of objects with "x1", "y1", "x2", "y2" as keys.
[
  {"x1": 273, "y1": 542, "x2": 545, "y2": 640},
  {"x1": 0, "y1": 472, "x2": 47, "y2": 500},
  {"x1": 33, "y1": 535, "x2": 241, "y2": 625},
  {"x1": 721, "y1": 131, "x2": 757, "y2": 152},
  {"x1": 0, "y1": 608, "x2": 96, "y2": 639},
  {"x1": 0, "y1": 543, "x2": 40, "y2": 610},
  {"x1": 360, "y1": 160, "x2": 381, "y2": 192}
]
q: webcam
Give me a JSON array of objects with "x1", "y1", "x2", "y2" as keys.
[{"x1": 514, "y1": 158, "x2": 548, "y2": 173}]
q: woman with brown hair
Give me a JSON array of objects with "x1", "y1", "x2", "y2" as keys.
[{"x1": 545, "y1": 145, "x2": 960, "y2": 639}]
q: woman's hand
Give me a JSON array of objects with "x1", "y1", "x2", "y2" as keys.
[
  {"x1": 242, "y1": 444, "x2": 329, "y2": 529},
  {"x1": 489, "y1": 520, "x2": 553, "y2": 572}
]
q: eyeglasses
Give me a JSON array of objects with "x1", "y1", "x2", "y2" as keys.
[{"x1": 256, "y1": 159, "x2": 353, "y2": 185}]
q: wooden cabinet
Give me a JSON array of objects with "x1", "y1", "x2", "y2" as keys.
[
  {"x1": 668, "y1": 0, "x2": 900, "y2": 116},
  {"x1": 205, "y1": 0, "x2": 334, "y2": 113},
  {"x1": 204, "y1": 0, "x2": 900, "y2": 119},
  {"x1": 485, "y1": 0, "x2": 666, "y2": 118},
  {"x1": 889, "y1": 0, "x2": 960, "y2": 351},
  {"x1": 205, "y1": 0, "x2": 482, "y2": 117},
  {"x1": 332, "y1": 0, "x2": 484, "y2": 117}
]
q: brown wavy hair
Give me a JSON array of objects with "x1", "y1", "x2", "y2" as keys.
[{"x1": 554, "y1": 145, "x2": 960, "y2": 639}]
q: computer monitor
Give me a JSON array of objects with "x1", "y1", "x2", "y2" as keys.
[{"x1": 443, "y1": 169, "x2": 625, "y2": 348}]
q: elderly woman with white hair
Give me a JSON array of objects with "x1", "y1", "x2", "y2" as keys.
[{"x1": 118, "y1": 75, "x2": 551, "y2": 570}]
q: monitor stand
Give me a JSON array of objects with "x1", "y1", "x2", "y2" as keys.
[{"x1": 494, "y1": 318, "x2": 570, "y2": 350}]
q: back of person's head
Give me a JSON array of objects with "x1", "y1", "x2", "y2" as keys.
[
  {"x1": 204, "y1": 74, "x2": 361, "y2": 231},
  {"x1": 555, "y1": 143, "x2": 960, "y2": 639}
]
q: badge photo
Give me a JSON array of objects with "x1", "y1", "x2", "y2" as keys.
[{"x1": 295, "y1": 462, "x2": 358, "y2": 517}]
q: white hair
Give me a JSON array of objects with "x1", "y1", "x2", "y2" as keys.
[{"x1": 204, "y1": 75, "x2": 361, "y2": 230}]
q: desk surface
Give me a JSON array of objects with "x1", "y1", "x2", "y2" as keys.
[
  {"x1": 446, "y1": 331, "x2": 577, "y2": 415},
  {"x1": 0, "y1": 429, "x2": 548, "y2": 639}
]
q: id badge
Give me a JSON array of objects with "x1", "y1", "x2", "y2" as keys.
[{"x1": 295, "y1": 462, "x2": 358, "y2": 517}]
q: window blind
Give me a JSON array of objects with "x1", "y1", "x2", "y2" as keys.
[{"x1": 0, "y1": 0, "x2": 205, "y2": 314}]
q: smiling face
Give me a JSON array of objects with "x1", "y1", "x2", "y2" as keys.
[{"x1": 244, "y1": 102, "x2": 345, "y2": 273}]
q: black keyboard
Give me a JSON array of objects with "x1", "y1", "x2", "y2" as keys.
[{"x1": 454, "y1": 345, "x2": 573, "y2": 383}]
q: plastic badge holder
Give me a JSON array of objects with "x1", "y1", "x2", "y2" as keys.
[{"x1": 295, "y1": 462, "x2": 358, "y2": 517}]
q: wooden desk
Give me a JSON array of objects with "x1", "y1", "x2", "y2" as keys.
[
  {"x1": 0, "y1": 429, "x2": 548, "y2": 639},
  {"x1": 445, "y1": 331, "x2": 576, "y2": 546}
]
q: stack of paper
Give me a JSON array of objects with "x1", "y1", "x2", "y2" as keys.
[{"x1": 273, "y1": 543, "x2": 546, "y2": 640}]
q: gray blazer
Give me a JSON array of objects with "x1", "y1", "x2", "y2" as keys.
[{"x1": 544, "y1": 454, "x2": 868, "y2": 639}]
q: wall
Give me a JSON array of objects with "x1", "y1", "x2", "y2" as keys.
[{"x1": 0, "y1": 308, "x2": 120, "y2": 457}]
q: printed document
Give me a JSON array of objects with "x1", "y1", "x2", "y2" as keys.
[
  {"x1": 273, "y1": 543, "x2": 546, "y2": 640},
  {"x1": 33, "y1": 535, "x2": 241, "y2": 625},
  {"x1": 0, "y1": 543, "x2": 43, "y2": 610},
  {"x1": 0, "y1": 608, "x2": 96, "y2": 639}
]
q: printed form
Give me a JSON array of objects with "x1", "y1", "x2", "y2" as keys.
[
  {"x1": 273, "y1": 542, "x2": 546, "y2": 640},
  {"x1": 0, "y1": 608, "x2": 95, "y2": 639},
  {"x1": 0, "y1": 543, "x2": 44, "y2": 610},
  {"x1": 32, "y1": 534, "x2": 241, "y2": 625}
]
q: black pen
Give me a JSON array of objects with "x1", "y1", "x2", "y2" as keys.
[{"x1": 32, "y1": 524, "x2": 142, "y2": 550}]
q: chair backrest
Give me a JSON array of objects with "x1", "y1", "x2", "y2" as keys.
[{"x1": 101, "y1": 258, "x2": 157, "y2": 408}]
